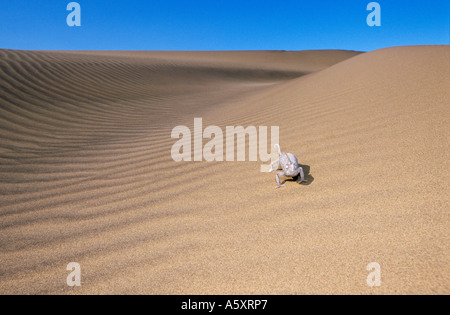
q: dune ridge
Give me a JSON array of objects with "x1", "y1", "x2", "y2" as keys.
[{"x1": 0, "y1": 46, "x2": 448, "y2": 294}]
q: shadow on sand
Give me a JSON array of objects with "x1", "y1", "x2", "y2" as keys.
[{"x1": 283, "y1": 164, "x2": 315, "y2": 186}]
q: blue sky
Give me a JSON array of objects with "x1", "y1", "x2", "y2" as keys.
[{"x1": 0, "y1": 0, "x2": 448, "y2": 51}]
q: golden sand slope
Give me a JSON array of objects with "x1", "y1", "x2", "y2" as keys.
[{"x1": 0, "y1": 47, "x2": 448, "y2": 294}]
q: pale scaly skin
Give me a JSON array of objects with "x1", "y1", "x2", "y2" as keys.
[{"x1": 270, "y1": 144, "x2": 305, "y2": 189}]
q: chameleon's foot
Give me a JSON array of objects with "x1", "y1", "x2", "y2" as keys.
[{"x1": 275, "y1": 184, "x2": 286, "y2": 189}]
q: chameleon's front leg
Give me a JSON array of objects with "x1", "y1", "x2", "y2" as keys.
[
  {"x1": 296, "y1": 167, "x2": 306, "y2": 184},
  {"x1": 275, "y1": 172, "x2": 286, "y2": 189}
]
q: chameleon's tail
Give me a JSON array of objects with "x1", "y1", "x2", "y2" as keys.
[{"x1": 275, "y1": 144, "x2": 282, "y2": 156}]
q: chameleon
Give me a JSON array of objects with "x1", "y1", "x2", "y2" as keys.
[{"x1": 270, "y1": 144, "x2": 306, "y2": 189}]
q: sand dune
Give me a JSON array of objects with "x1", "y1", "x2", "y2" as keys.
[{"x1": 0, "y1": 46, "x2": 448, "y2": 294}]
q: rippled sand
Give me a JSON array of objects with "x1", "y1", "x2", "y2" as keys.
[{"x1": 0, "y1": 47, "x2": 448, "y2": 294}]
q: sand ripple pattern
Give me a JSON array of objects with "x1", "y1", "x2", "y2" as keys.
[{"x1": 0, "y1": 47, "x2": 448, "y2": 294}]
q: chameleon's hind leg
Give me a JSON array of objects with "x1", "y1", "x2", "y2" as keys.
[{"x1": 275, "y1": 172, "x2": 286, "y2": 189}]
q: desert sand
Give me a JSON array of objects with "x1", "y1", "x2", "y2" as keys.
[{"x1": 0, "y1": 46, "x2": 448, "y2": 294}]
